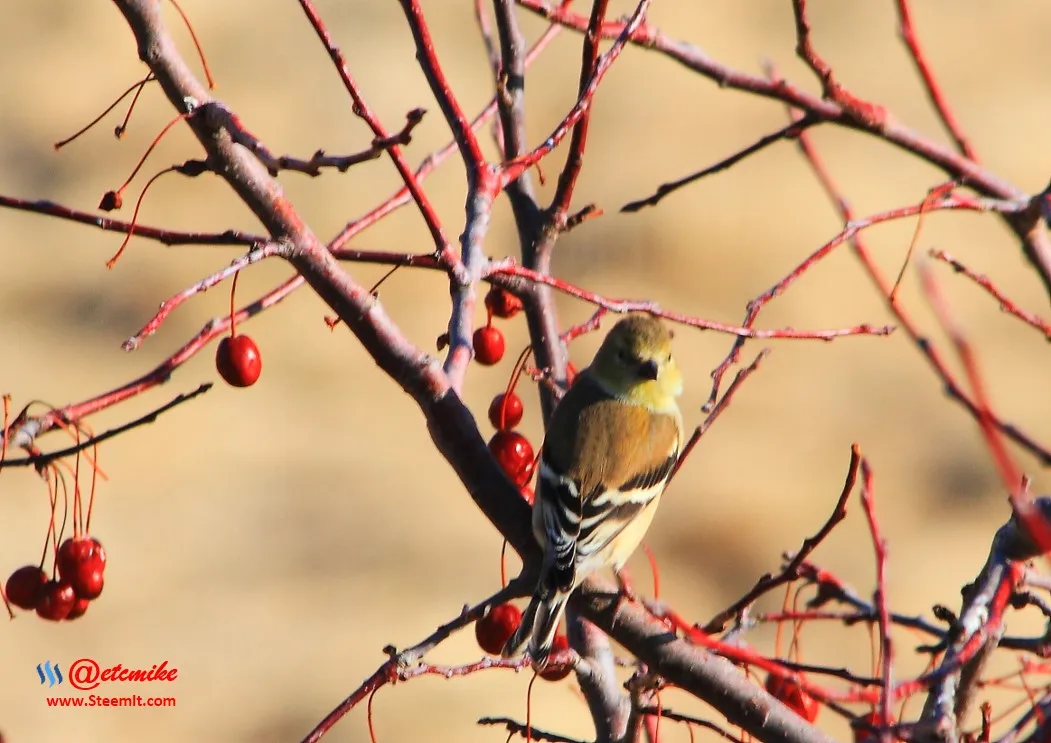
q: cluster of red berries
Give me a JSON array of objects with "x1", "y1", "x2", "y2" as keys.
[
  {"x1": 474, "y1": 604, "x2": 572, "y2": 681},
  {"x1": 477, "y1": 287, "x2": 537, "y2": 503},
  {"x1": 5, "y1": 536, "x2": 107, "y2": 621},
  {"x1": 473, "y1": 289, "x2": 570, "y2": 677}
]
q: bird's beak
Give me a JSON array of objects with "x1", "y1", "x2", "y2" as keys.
[{"x1": 640, "y1": 360, "x2": 659, "y2": 380}]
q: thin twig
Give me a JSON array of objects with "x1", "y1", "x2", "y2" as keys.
[
  {"x1": 702, "y1": 444, "x2": 861, "y2": 633},
  {"x1": 3, "y1": 385, "x2": 211, "y2": 468}
]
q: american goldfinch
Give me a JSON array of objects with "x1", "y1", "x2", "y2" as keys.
[{"x1": 503, "y1": 314, "x2": 684, "y2": 667}]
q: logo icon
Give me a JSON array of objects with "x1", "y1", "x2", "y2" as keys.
[{"x1": 37, "y1": 661, "x2": 63, "y2": 687}]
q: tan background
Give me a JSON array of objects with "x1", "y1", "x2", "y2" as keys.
[{"x1": 2, "y1": 2, "x2": 1051, "y2": 741}]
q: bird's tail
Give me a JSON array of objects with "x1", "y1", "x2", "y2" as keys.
[{"x1": 501, "y1": 589, "x2": 570, "y2": 668}]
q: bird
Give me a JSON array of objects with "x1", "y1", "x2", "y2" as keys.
[{"x1": 502, "y1": 313, "x2": 685, "y2": 668}]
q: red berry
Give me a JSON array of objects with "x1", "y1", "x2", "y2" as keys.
[
  {"x1": 765, "y1": 674, "x2": 819, "y2": 722},
  {"x1": 475, "y1": 603, "x2": 522, "y2": 655},
  {"x1": 539, "y1": 633, "x2": 572, "y2": 681},
  {"x1": 73, "y1": 569, "x2": 104, "y2": 600},
  {"x1": 57, "y1": 537, "x2": 106, "y2": 577},
  {"x1": 36, "y1": 581, "x2": 76, "y2": 621},
  {"x1": 520, "y1": 485, "x2": 535, "y2": 505},
  {"x1": 485, "y1": 287, "x2": 523, "y2": 319},
  {"x1": 488, "y1": 392, "x2": 524, "y2": 430},
  {"x1": 473, "y1": 326, "x2": 505, "y2": 366},
  {"x1": 57, "y1": 537, "x2": 106, "y2": 599},
  {"x1": 488, "y1": 431, "x2": 535, "y2": 487},
  {"x1": 65, "y1": 597, "x2": 91, "y2": 621},
  {"x1": 216, "y1": 334, "x2": 262, "y2": 387},
  {"x1": 5, "y1": 566, "x2": 47, "y2": 610}
]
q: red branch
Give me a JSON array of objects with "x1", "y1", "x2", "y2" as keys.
[
  {"x1": 327, "y1": 15, "x2": 566, "y2": 253},
  {"x1": 489, "y1": 264, "x2": 893, "y2": 342},
  {"x1": 396, "y1": 0, "x2": 486, "y2": 170},
  {"x1": 930, "y1": 249, "x2": 1051, "y2": 339},
  {"x1": 300, "y1": 580, "x2": 536, "y2": 743},
  {"x1": 916, "y1": 260, "x2": 1051, "y2": 554},
  {"x1": 123, "y1": 241, "x2": 281, "y2": 350},
  {"x1": 394, "y1": 0, "x2": 499, "y2": 390},
  {"x1": 230, "y1": 108, "x2": 427, "y2": 178},
  {"x1": 788, "y1": 117, "x2": 1051, "y2": 466},
  {"x1": 517, "y1": 0, "x2": 1051, "y2": 297},
  {"x1": 0, "y1": 194, "x2": 262, "y2": 245},
  {"x1": 500, "y1": 0, "x2": 651, "y2": 186},
  {"x1": 791, "y1": 0, "x2": 886, "y2": 129},
  {"x1": 672, "y1": 350, "x2": 769, "y2": 484},
  {"x1": 17, "y1": 4, "x2": 1051, "y2": 743},
  {"x1": 547, "y1": 0, "x2": 609, "y2": 222},
  {"x1": 702, "y1": 444, "x2": 861, "y2": 633},
  {"x1": 1, "y1": 10, "x2": 573, "y2": 446},
  {"x1": 894, "y1": 0, "x2": 979, "y2": 161},
  {"x1": 859, "y1": 460, "x2": 894, "y2": 741},
  {"x1": 298, "y1": 0, "x2": 457, "y2": 270},
  {"x1": 703, "y1": 186, "x2": 1009, "y2": 411},
  {"x1": 5, "y1": 270, "x2": 299, "y2": 451}
]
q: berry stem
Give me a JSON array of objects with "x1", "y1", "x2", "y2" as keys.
[
  {"x1": 167, "y1": 0, "x2": 216, "y2": 88},
  {"x1": 500, "y1": 345, "x2": 534, "y2": 429},
  {"x1": 112, "y1": 112, "x2": 190, "y2": 199},
  {"x1": 367, "y1": 264, "x2": 402, "y2": 297},
  {"x1": 71, "y1": 428, "x2": 82, "y2": 539},
  {"x1": 890, "y1": 180, "x2": 958, "y2": 300},
  {"x1": 84, "y1": 439, "x2": 100, "y2": 535},
  {"x1": 525, "y1": 673, "x2": 538, "y2": 743},
  {"x1": 654, "y1": 689, "x2": 663, "y2": 743},
  {"x1": 229, "y1": 269, "x2": 240, "y2": 337},
  {"x1": 55, "y1": 468, "x2": 69, "y2": 564},
  {"x1": 868, "y1": 623, "x2": 879, "y2": 680},
  {"x1": 499, "y1": 539, "x2": 508, "y2": 589},
  {"x1": 106, "y1": 166, "x2": 177, "y2": 269},
  {"x1": 366, "y1": 687, "x2": 379, "y2": 743},
  {"x1": 788, "y1": 582, "x2": 806, "y2": 662},
  {"x1": 40, "y1": 469, "x2": 60, "y2": 574},
  {"x1": 115, "y1": 73, "x2": 155, "y2": 138},
  {"x1": 53, "y1": 74, "x2": 156, "y2": 149},
  {"x1": 774, "y1": 583, "x2": 791, "y2": 659}
]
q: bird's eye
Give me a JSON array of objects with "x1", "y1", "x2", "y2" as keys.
[{"x1": 617, "y1": 348, "x2": 635, "y2": 365}]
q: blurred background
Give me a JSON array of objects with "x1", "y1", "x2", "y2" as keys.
[{"x1": 2, "y1": 1, "x2": 1051, "y2": 741}]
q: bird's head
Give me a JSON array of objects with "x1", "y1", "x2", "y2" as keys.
[{"x1": 590, "y1": 314, "x2": 683, "y2": 409}]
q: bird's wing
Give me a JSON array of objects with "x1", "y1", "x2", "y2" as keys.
[
  {"x1": 537, "y1": 376, "x2": 682, "y2": 592},
  {"x1": 574, "y1": 449, "x2": 678, "y2": 565},
  {"x1": 536, "y1": 460, "x2": 586, "y2": 594}
]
